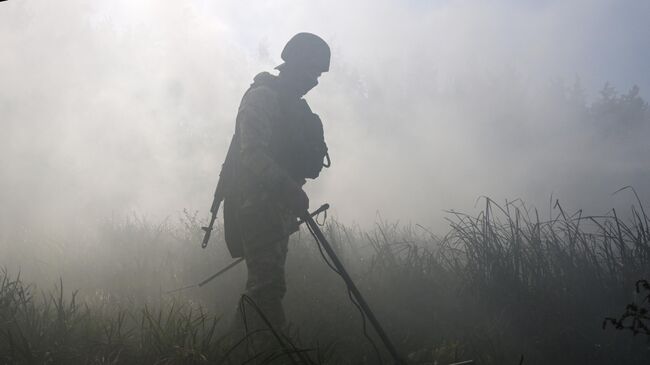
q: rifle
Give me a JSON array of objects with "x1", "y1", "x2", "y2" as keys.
[{"x1": 201, "y1": 134, "x2": 237, "y2": 249}]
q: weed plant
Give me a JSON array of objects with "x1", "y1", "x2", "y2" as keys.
[{"x1": 1, "y1": 195, "x2": 649, "y2": 364}]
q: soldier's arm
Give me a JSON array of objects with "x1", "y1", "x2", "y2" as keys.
[{"x1": 236, "y1": 87, "x2": 301, "y2": 194}]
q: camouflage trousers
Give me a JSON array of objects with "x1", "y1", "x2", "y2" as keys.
[
  {"x1": 240, "y1": 234, "x2": 289, "y2": 329},
  {"x1": 231, "y1": 202, "x2": 295, "y2": 333}
]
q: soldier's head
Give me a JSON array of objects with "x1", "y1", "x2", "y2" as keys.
[{"x1": 276, "y1": 32, "x2": 330, "y2": 97}]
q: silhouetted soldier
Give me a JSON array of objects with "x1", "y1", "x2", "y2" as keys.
[{"x1": 223, "y1": 33, "x2": 330, "y2": 331}]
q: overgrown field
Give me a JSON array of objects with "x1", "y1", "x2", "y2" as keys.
[{"x1": 1, "y1": 196, "x2": 649, "y2": 364}]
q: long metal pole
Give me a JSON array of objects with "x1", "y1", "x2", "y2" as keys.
[
  {"x1": 303, "y1": 214, "x2": 405, "y2": 365},
  {"x1": 198, "y1": 258, "x2": 244, "y2": 287}
]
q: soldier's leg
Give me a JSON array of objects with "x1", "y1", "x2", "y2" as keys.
[
  {"x1": 241, "y1": 234, "x2": 289, "y2": 329},
  {"x1": 227, "y1": 235, "x2": 288, "y2": 362},
  {"x1": 228, "y1": 200, "x2": 295, "y2": 342}
]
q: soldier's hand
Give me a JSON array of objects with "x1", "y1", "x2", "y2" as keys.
[{"x1": 279, "y1": 178, "x2": 309, "y2": 216}]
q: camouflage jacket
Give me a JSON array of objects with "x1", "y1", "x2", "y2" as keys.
[{"x1": 223, "y1": 72, "x2": 327, "y2": 257}]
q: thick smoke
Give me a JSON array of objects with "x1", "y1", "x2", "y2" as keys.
[{"x1": 1, "y1": 0, "x2": 649, "y2": 242}]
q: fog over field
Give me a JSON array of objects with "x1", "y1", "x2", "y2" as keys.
[
  {"x1": 2, "y1": 2, "x2": 650, "y2": 364},
  {"x1": 1, "y1": 0, "x2": 649, "y2": 242}
]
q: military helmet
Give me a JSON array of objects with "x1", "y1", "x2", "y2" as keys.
[{"x1": 279, "y1": 32, "x2": 330, "y2": 73}]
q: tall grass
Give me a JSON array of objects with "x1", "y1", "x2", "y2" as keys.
[{"x1": 1, "y1": 196, "x2": 649, "y2": 364}]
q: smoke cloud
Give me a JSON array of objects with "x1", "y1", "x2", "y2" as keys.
[{"x1": 1, "y1": 0, "x2": 649, "y2": 240}]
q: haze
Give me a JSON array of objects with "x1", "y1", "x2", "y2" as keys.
[{"x1": 1, "y1": 0, "x2": 649, "y2": 239}]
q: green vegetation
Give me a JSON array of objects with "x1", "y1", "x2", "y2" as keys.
[{"x1": 1, "y1": 195, "x2": 649, "y2": 364}]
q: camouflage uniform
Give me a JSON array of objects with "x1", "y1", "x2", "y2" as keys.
[
  {"x1": 222, "y1": 33, "x2": 330, "y2": 338},
  {"x1": 225, "y1": 72, "x2": 317, "y2": 329}
]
